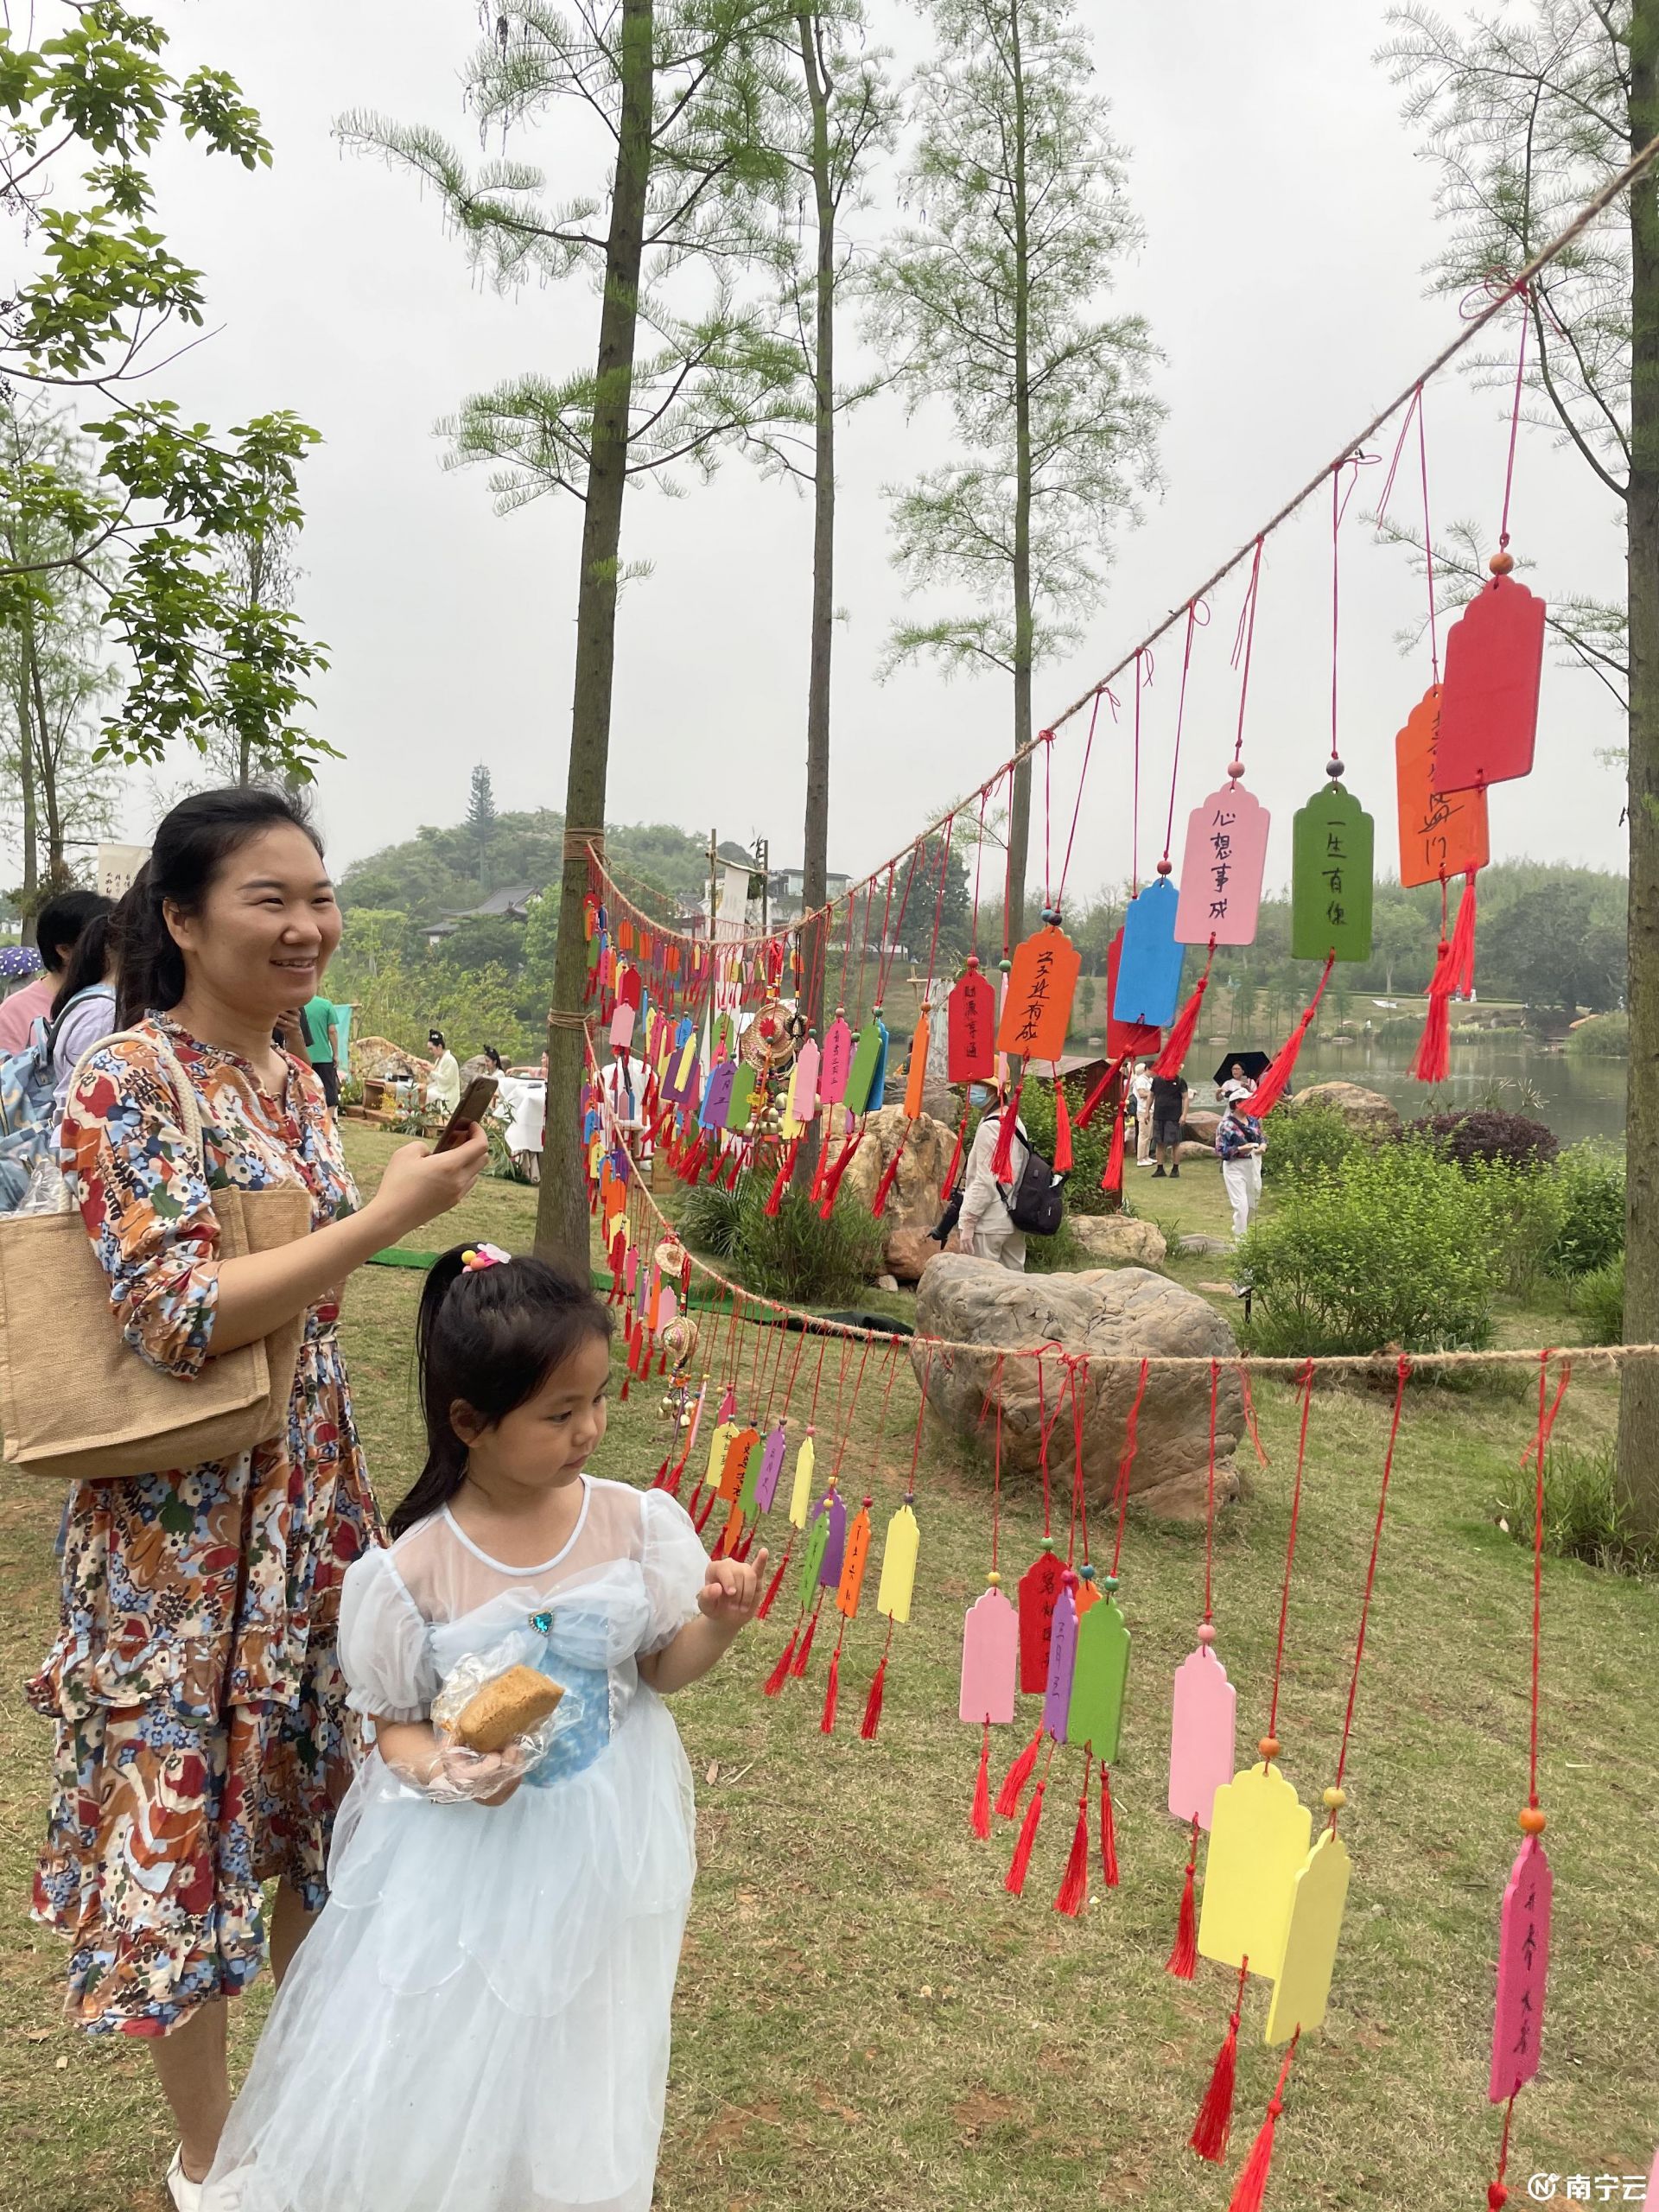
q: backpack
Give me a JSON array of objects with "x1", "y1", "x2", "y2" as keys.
[
  {"x1": 996, "y1": 1120, "x2": 1067, "y2": 1236},
  {"x1": 0, "y1": 989, "x2": 107, "y2": 1211}
]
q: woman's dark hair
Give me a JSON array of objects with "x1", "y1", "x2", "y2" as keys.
[
  {"x1": 389, "y1": 1246, "x2": 613, "y2": 1541},
  {"x1": 50, "y1": 911, "x2": 116, "y2": 1021},
  {"x1": 36, "y1": 887, "x2": 113, "y2": 976},
  {"x1": 115, "y1": 786, "x2": 324, "y2": 1026},
  {"x1": 429, "y1": 1029, "x2": 446, "y2": 1048},
  {"x1": 483, "y1": 1045, "x2": 503, "y2": 1069}
]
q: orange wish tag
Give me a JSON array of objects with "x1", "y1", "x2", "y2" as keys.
[{"x1": 836, "y1": 1499, "x2": 873, "y2": 1619}]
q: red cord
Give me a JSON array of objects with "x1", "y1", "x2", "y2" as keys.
[
  {"x1": 1267, "y1": 1359, "x2": 1315, "y2": 1744},
  {"x1": 1162, "y1": 600, "x2": 1209, "y2": 863},
  {"x1": 1132, "y1": 652, "x2": 1145, "y2": 893},
  {"x1": 1109, "y1": 1358, "x2": 1149, "y2": 1578},
  {"x1": 1329, "y1": 1356, "x2": 1410, "y2": 1821},
  {"x1": 1499, "y1": 288, "x2": 1531, "y2": 548},
  {"x1": 1203, "y1": 1359, "x2": 1218, "y2": 1624},
  {"x1": 1057, "y1": 692, "x2": 1103, "y2": 903},
  {"x1": 1528, "y1": 1351, "x2": 1570, "y2": 1806},
  {"x1": 1230, "y1": 537, "x2": 1264, "y2": 763}
]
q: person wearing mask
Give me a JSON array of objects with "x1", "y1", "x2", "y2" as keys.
[
  {"x1": 299, "y1": 992, "x2": 341, "y2": 1112},
  {"x1": 425, "y1": 1028, "x2": 461, "y2": 1117},
  {"x1": 956, "y1": 1091, "x2": 1030, "y2": 1272},
  {"x1": 1216, "y1": 1095, "x2": 1267, "y2": 1240},
  {"x1": 1132, "y1": 1059, "x2": 1156, "y2": 1166},
  {"x1": 1149, "y1": 1065, "x2": 1189, "y2": 1179},
  {"x1": 0, "y1": 888, "x2": 113, "y2": 1055},
  {"x1": 26, "y1": 787, "x2": 487, "y2": 2208}
]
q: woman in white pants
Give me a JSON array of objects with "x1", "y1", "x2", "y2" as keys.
[{"x1": 1215, "y1": 1099, "x2": 1266, "y2": 1241}]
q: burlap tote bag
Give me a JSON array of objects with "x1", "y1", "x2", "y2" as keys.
[{"x1": 0, "y1": 1028, "x2": 311, "y2": 1482}]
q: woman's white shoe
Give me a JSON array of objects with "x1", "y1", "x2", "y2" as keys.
[{"x1": 165, "y1": 2147, "x2": 203, "y2": 2212}]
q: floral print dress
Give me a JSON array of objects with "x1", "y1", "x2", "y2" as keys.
[{"x1": 28, "y1": 1016, "x2": 381, "y2": 2037}]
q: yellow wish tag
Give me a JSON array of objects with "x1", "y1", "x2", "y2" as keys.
[
  {"x1": 703, "y1": 1420, "x2": 738, "y2": 1497},
  {"x1": 874, "y1": 1503, "x2": 920, "y2": 1624},
  {"x1": 1264, "y1": 1828, "x2": 1351, "y2": 2044},
  {"x1": 1198, "y1": 1762, "x2": 1311, "y2": 1981},
  {"x1": 788, "y1": 1434, "x2": 817, "y2": 1530}
]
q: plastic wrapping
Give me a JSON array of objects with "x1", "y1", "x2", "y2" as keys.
[{"x1": 391, "y1": 1648, "x2": 581, "y2": 1805}]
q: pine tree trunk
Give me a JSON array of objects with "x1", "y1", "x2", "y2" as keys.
[
  {"x1": 793, "y1": 6, "x2": 836, "y2": 1190},
  {"x1": 1618, "y1": 3, "x2": 1659, "y2": 1540},
  {"x1": 533, "y1": 0, "x2": 653, "y2": 1274},
  {"x1": 1006, "y1": 0, "x2": 1033, "y2": 950}
]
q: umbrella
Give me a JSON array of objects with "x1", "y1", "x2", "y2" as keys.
[
  {"x1": 1211, "y1": 1050, "x2": 1271, "y2": 1088},
  {"x1": 0, "y1": 946, "x2": 42, "y2": 981}
]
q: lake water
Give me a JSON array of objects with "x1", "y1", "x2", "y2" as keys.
[{"x1": 1211, "y1": 1036, "x2": 1627, "y2": 1147}]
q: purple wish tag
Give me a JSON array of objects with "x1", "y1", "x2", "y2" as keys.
[
  {"x1": 754, "y1": 1424, "x2": 789, "y2": 1513},
  {"x1": 816, "y1": 1487, "x2": 848, "y2": 1587},
  {"x1": 1041, "y1": 1576, "x2": 1080, "y2": 1744}
]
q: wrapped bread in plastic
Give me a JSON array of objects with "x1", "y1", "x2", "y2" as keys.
[{"x1": 450, "y1": 1663, "x2": 564, "y2": 1752}]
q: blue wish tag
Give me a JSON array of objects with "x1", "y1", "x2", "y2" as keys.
[{"x1": 1112, "y1": 876, "x2": 1187, "y2": 1030}]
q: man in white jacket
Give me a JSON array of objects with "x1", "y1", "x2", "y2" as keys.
[{"x1": 955, "y1": 1099, "x2": 1029, "y2": 1271}]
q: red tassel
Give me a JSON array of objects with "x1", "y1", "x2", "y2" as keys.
[
  {"x1": 1166, "y1": 1817, "x2": 1199, "y2": 1979},
  {"x1": 1449, "y1": 864, "x2": 1478, "y2": 995},
  {"x1": 1412, "y1": 930, "x2": 1454, "y2": 1083},
  {"x1": 677, "y1": 1131, "x2": 710, "y2": 1185},
  {"x1": 1190, "y1": 1961, "x2": 1247, "y2": 2163},
  {"x1": 789, "y1": 1599, "x2": 821, "y2": 1676},
  {"x1": 1099, "y1": 1764, "x2": 1120, "y2": 1886},
  {"x1": 1052, "y1": 1755, "x2": 1091, "y2": 1916},
  {"x1": 995, "y1": 1719, "x2": 1044, "y2": 1820},
  {"x1": 820, "y1": 1643, "x2": 841, "y2": 1733},
  {"x1": 1101, "y1": 1098, "x2": 1125, "y2": 1196},
  {"x1": 756, "y1": 1533, "x2": 793, "y2": 1620},
  {"x1": 941, "y1": 1103, "x2": 969, "y2": 1199},
  {"x1": 652, "y1": 1452, "x2": 671, "y2": 1487},
  {"x1": 1241, "y1": 953, "x2": 1335, "y2": 1116},
  {"x1": 969, "y1": 1720, "x2": 992, "y2": 1838},
  {"x1": 860, "y1": 1644, "x2": 889, "y2": 1739},
  {"x1": 692, "y1": 1486, "x2": 716, "y2": 1534},
  {"x1": 869, "y1": 1122, "x2": 912, "y2": 1218},
  {"x1": 620, "y1": 1370, "x2": 632, "y2": 1402},
  {"x1": 721, "y1": 1142, "x2": 745, "y2": 1192},
  {"x1": 1074, "y1": 1052, "x2": 1125, "y2": 1132},
  {"x1": 1225, "y1": 2032, "x2": 1297, "y2": 2212},
  {"x1": 764, "y1": 1150, "x2": 790, "y2": 1217},
  {"x1": 818, "y1": 1130, "x2": 864, "y2": 1217},
  {"x1": 763, "y1": 1618, "x2": 800, "y2": 1696},
  {"x1": 1153, "y1": 940, "x2": 1215, "y2": 1079},
  {"x1": 989, "y1": 1082, "x2": 1024, "y2": 1180},
  {"x1": 1004, "y1": 1777, "x2": 1046, "y2": 1896},
  {"x1": 1052, "y1": 1084, "x2": 1072, "y2": 1176}
]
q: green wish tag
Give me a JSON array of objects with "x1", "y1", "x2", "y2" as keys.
[
  {"x1": 843, "y1": 1019, "x2": 887, "y2": 1119},
  {"x1": 798, "y1": 1509, "x2": 830, "y2": 1607},
  {"x1": 1065, "y1": 1592, "x2": 1130, "y2": 1766},
  {"x1": 724, "y1": 1064, "x2": 756, "y2": 1131},
  {"x1": 1290, "y1": 783, "x2": 1374, "y2": 962}
]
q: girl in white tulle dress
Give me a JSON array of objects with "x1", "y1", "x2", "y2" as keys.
[{"x1": 207, "y1": 1243, "x2": 766, "y2": 2212}]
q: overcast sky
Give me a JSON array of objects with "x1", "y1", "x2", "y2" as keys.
[{"x1": 38, "y1": 1, "x2": 1633, "y2": 895}]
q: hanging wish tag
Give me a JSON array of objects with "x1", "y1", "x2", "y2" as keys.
[
  {"x1": 1114, "y1": 878, "x2": 1186, "y2": 1028},
  {"x1": 1291, "y1": 783, "x2": 1374, "y2": 962},
  {"x1": 815, "y1": 1486, "x2": 849, "y2": 1587},
  {"x1": 1490, "y1": 1834, "x2": 1552, "y2": 2103},
  {"x1": 844, "y1": 1018, "x2": 888, "y2": 1117},
  {"x1": 1104, "y1": 928, "x2": 1164, "y2": 1058},
  {"x1": 1198, "y1": 1762, "x2": 1312, "y2": 1980},
  {"x1": 789, "y1": 1039, "x2": 820, "y2": 1125},
  {"x1": 727, "y1": 1425, "x2": 761, "y2": 1510},
  {"x1": 959, "y1": 1583, "x2": 1018, "y2": 1725},
  {"x1": 699, "y1": 1061, "x2": 736, "y2": 1129},
  {"x1": 996, "y1": 923, "x2": 1081, "y2": 1064},
  {"x1": 1168, "y1": 1642, "x2": 1237, "y2": 1832},
  {"x1": 1065, "y1": 1584, "x2": 1130, "y2": 1765},
  {"x1": 753, "y1": 1424, "x2": 789, "y2": 1514},
  {"x1": 702, "y1": 1419, "x2": 739, "y2": 1497},
  {"x1": 798, "y1": 1510, "x2": 830, "y2": 1605},
  {"x1": 608, "y1": 1001, "x2": 637, "y2": 1051},
  {"x1": 1265, "y1": 1827, "x2": 1352, "y2": 2044},
  {"x1": 875, "y1": 1502, "x2": 920, "y2": 1623},
  {"x1": 1433, "y1": 566, "x2": 1547, "y2": 792},
  {"x1": 819, "y1": 1017, "x2": 854, "y2": 1104},
  {"x1": 1041, "y1": 1575, "x2": 1080, "y2": 1743},
  {"x1": 1017, "y1": 1545, "x2": 1065, "y2": 1694},
  {"x1": 1174, "y1": 782, "x2": 1269, "y2": 946},
  {"x1": 948, "y1": 959, "x2": 996, "y2": 1083},
  {"x1": 836, "y1": 1500, "x2": 873, "y2": 1618},
  {"x1": 787, "y1": 1434, "x2": 816, "y2": 1529},
  {"x1": 1395, "y1": 683, "x2": 1489, "y2": 888}
]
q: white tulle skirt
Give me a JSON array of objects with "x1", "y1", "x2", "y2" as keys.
[{"x1": 209, "y1": 1690, "x2": 696, "y2": 2212}]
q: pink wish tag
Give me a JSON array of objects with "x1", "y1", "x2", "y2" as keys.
[
  {"x1": 1168, "y1": 1644, "x2": 1237, "y2": 1832},
  {"x1": 959, "y1": 1586, "x2": 1018, "y2": 1725},
  {"x1": 1491, "y1": 1834, "x2": 1552, "y2": 2103},
  {"x1": 609, "y1": 1001, "x2": 636, "y2": 1050},
  {"x1": 819, "y1": 1018, "x2": 854, "y2": 1104},
  {"x1": 1174, "y1": 783, "x2": 1268, "y2": 947}
]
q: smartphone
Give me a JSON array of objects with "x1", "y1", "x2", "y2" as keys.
[{"x1": 434, "y1": 1077, "x2": 498, "y2": 1154}]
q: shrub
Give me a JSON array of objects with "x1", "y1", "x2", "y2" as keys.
[
  {"x1": 678, "y1": 1180, "x2": 747, "y2": 1261},
  {"x1": 1401, "y1": 1108, "x2": 1558, "y2": 1173},
  {"x1": 1015, "y1": 1074, "x2": 1115, "y2": 1214},
  {"x1": 1236, "y1": 1142, "x2": 1497, "y2": 1357},
  {"x1": 1545, "y1": 1143, "x2": 1625, "y2": 1280},
  {"x1": 1261, "y1": 1102, "x2": 1362, "y2": 1186},
  {"x1": 1564, "y1": 1011, "x2": 1628, "y2": 1058},
  {"x1": 1573, "y1": 1256, "x2": 1624, "y2": 1347},
  {"x1": 1024, "y1": 1215, "x2": 1087, "y2": 1274},
  {"x1": 1494, "y1": 1443, "x2": 1655, "y2": 1575},
  {"x1": 1465, "y1": 1159, "x2": 1565, "y2": 1302},
  {"x1": 732, "y1": 1185, "x2": 885, "y2": 1304}
]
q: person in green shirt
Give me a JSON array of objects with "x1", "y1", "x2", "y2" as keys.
[{"x1": 298, "y1": 993, "x2": 340, "y2": 1111}]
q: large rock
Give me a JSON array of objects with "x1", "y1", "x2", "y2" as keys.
[
  {"x1": 1292, "y1": 1081, "x2": 1401, "y2": 1135},
  {"x1": 911, "y1": 1257, "x2": 1243, "y2": 1521},
  {"x1": 885, "y1": 1225, "x2": 943, "y2": 1284},
  {"x1": 353, "y1": 1033, "x2": 431, "y2": 1084},
  {"x1": 841, "y1": 1106, "x2": 956, "y2": 1238},
  {"x1": 1183, "y1": 1109, "x2": 1221, "y2": 1145},
  {"x1": 1070, "y1": 1215, "x2": 1168, "y2": 1268}
]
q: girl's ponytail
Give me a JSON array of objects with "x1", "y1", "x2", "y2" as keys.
[{"x1": 389, "y1": 1250, "x2": 474, "y2": 1541}]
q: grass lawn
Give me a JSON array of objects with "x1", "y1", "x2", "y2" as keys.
[{"x1": 2, "y1": 1132, "x2": 1656, "y2": 2209}]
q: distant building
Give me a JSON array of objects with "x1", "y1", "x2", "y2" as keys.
[
  {"x1": 768, "y1": 865, "x2": 850, "y2": 909},
  {"x1": 424, "y1": 881, "x2": 537, "y2": 947}
]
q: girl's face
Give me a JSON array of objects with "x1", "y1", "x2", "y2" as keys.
[
  {"x1": 456, "y1": 1332, "x2": 612, "y2": 1495},
  {"x1": 166, "y1": 824, "x2": 341, "y2": 1028}
]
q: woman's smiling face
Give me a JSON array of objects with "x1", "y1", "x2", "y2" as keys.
[{"x1": 165, "y1": 823, "x2": 341, "y2": 1028}]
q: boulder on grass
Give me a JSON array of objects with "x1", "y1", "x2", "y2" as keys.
[
  {"x1": 1070, "y1": 1215, "x2": 1168, "y2": 1269},
  {"x1": 885, "y1": 1224, "x2": 943, "y2": 1285},
  {"x1": 911, "y1": 1257, "x2": 1243, "y2": 1521},
  {"x1": 1291, "y1": 1081, "x2": 1401, "y2": 1135},
  {"x1": 1183, "y1": 1109, "x2": 1221, "y2": 1146},
  {"x1": 840, "y1": 1105, "x2": 956, "y2": 1239}
]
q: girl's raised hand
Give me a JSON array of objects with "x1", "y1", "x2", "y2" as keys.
[{"x1": 698, "y1": 1549, "x2": 769, "y2": 1629}]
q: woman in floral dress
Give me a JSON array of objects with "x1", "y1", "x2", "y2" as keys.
[{"x1": 27, "y1": 788, "x2": 489, "y2": 2209}]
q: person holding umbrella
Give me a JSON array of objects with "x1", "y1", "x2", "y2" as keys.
[{"x1": 1212, "y1": 1050, "x2": 1272, "y2": 1106}]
